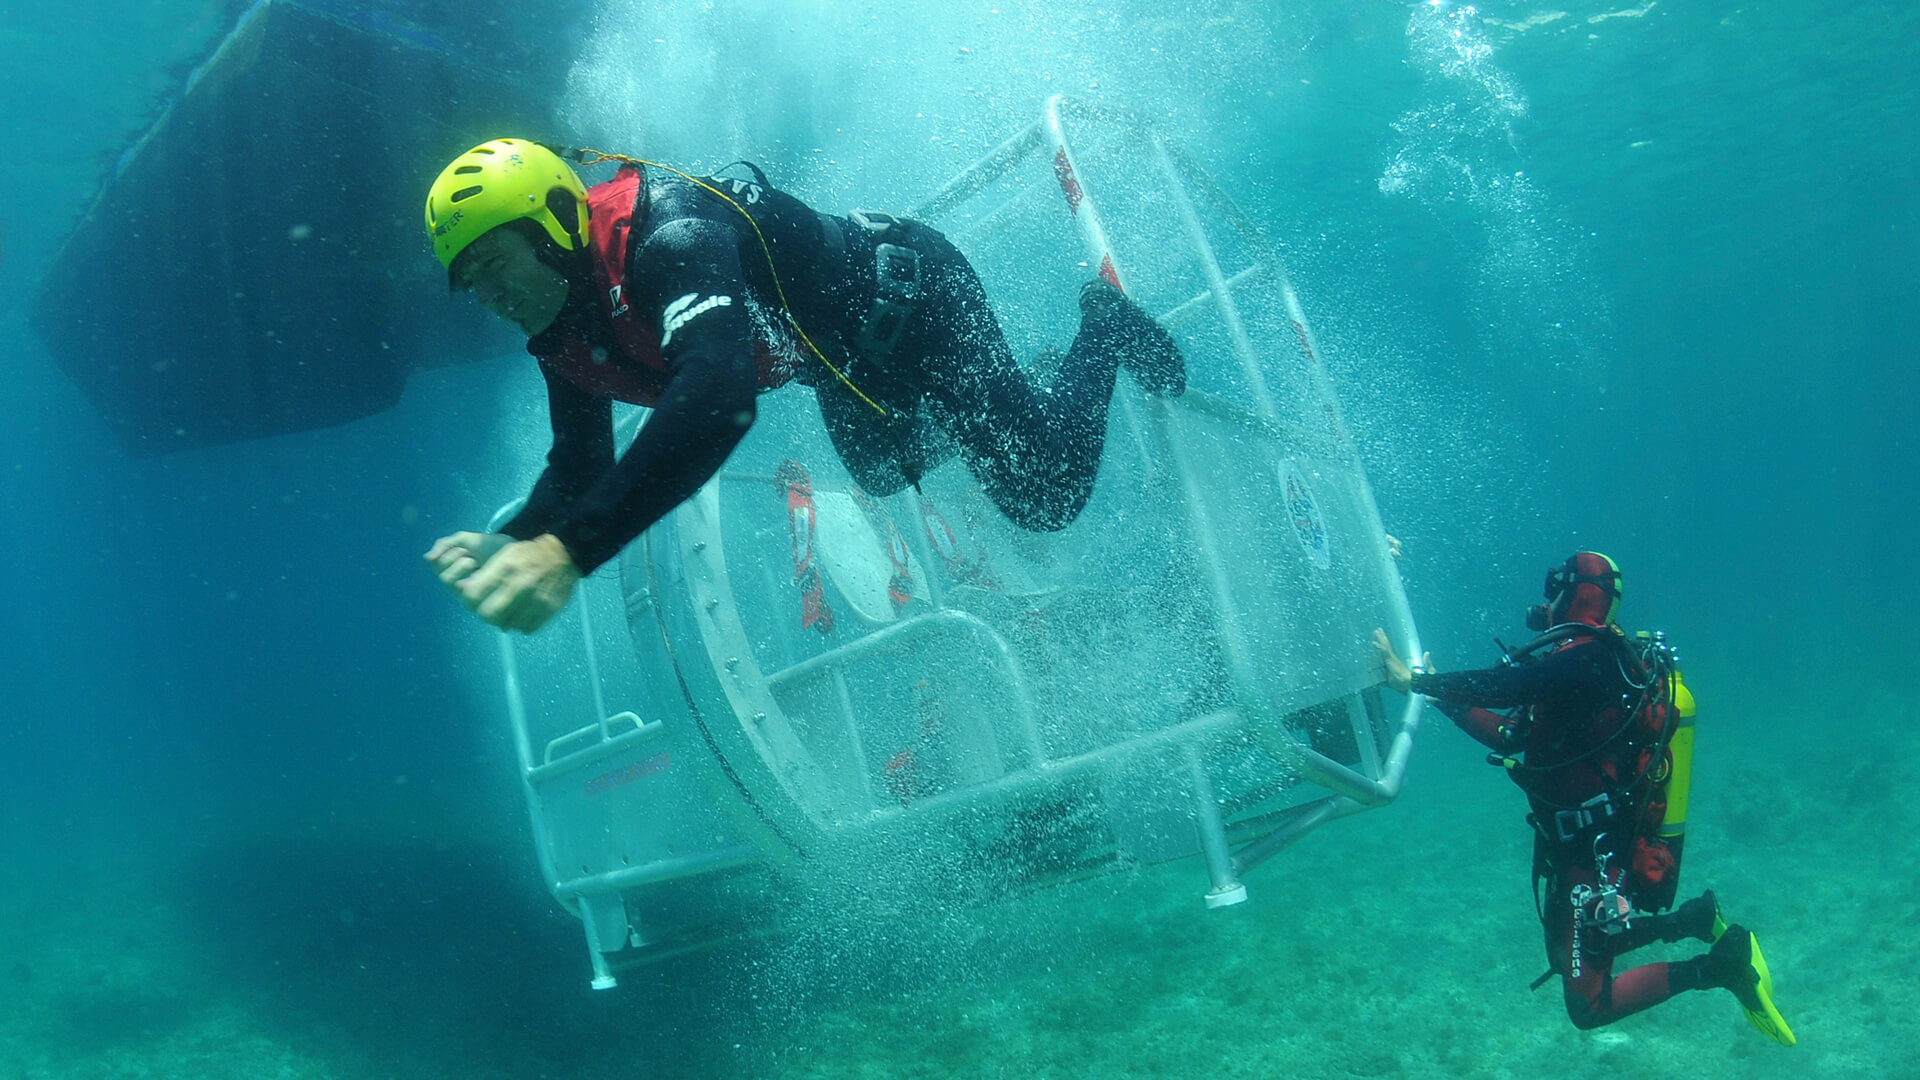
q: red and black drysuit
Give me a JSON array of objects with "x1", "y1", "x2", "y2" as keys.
[
  {"x1": 500, "y1": 165, "x2": 1171, "y2": 573},
  {"x1": 1410, "y1": 625, "x2": 1718, "y2": 1029}
]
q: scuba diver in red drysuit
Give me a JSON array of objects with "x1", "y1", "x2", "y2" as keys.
[{"x1": 1374, "y1": 552, "x2": 1794, "y2": 1044}]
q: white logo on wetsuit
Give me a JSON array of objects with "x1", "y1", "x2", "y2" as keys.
[{"x1": 660, "y1": 292, "x2": 733, "y2": 348}]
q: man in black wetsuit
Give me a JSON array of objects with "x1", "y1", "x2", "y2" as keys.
[
  {"x1": 1372, "y1": 552, "x2": 1794, "y2": 1044},
  {"x1": 420, "y1": 139, "x2": 1183, "y2": 632}
]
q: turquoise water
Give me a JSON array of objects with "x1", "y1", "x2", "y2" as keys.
[{"x1": 2, "y1": 1, "x2": 1915, "y2": 1076}]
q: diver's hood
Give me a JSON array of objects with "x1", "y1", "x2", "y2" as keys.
[{"x1": 1547, "y1": 550, "x2": 1622, "y2": 627}]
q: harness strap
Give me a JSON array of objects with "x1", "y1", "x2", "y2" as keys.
[
  {"x1": 847, "y1": 209, "x2": 924, "y2": 362},
  {"x1": 1551, "y1": 792, "x2": 1619, "y2": 843},
  {"x1": 817, "y1": 212, "x2": 848, "y2": 272}
]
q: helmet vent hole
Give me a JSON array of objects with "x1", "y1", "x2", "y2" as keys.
[{"x1": 449, "y1": 185, "x2": 483, "y2": 203}]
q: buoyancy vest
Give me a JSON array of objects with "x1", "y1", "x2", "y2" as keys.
[
  {"x1": 1508, "y1": 624, "x2": 1682, "y2": 908},
  {"x1": 534, "y1": 166, "x2": 798, "y2": 406}
]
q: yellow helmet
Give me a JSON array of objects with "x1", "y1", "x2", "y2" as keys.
[{"x1": 424, "y1": 138, "x2": 589, "y2": 270}]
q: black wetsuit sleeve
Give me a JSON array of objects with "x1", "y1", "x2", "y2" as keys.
[
  {"x1": 511, "y1": 218, "x2": 761, "y2": 574},
  {"x1": 500, "y1": 366, "x2": 615, "y2": 541},
  {"x1": 1409, "y1": 643, "x2": 1613, "y2": 709}
]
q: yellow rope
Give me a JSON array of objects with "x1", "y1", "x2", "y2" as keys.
[{"x1": 570, "y1": 147, "x2": 888, "y2": 416}]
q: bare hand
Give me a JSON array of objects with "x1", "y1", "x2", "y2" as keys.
[
  {"x1": 425, "y1": 531, "x2": 511, "y2": 587},
  {"x1": 1372, "y1": 628, "x2": 1412, "y2": 692},
  {"x1": 428, "y1": 533, "x2": 579, "y2": 633},
  {"x1": 1372, "y1": 629, "x2": 1433, "y2": 694}
]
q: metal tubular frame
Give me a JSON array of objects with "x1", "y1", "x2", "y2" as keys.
[
  {"x1": 912, "y1": 93, "x2": 1424, "y2": 861},
  {"x1": 490, "y1": 96, "x2": 1426, "y2": 982},
  {"x1": 762, "y1": 608, "x2": 1049, "y2": 772}
]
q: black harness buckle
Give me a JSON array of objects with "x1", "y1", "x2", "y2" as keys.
[
  {"x1": 1552, "y1": 792, "x2": 1617, "y2": 843},
  {"x1": 850, "y1": 211, "x2": 922, "y2": 359}
]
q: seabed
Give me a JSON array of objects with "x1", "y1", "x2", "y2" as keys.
[{"x1": 2, "y1": 692, "x2": 1907, "y2": 1079}]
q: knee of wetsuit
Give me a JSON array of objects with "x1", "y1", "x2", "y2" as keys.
[
  {"x1": 999, "y1": 491, "x2": 1084, "y2": 533},
  {"x1": 1562, "y1": 987, "x2": 1608, "y2": 1031}
]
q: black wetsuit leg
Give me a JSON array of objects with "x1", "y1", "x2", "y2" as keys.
[
  {"x1": 815, "y1": 371, "x2": 931, "y2": 498},
  {"x1": 816, "y1": 222, "x2": 1122, "y2": 530}
]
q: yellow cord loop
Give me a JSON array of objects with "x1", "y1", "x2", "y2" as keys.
[{"x1": 567, "y1": 146, "x2": 888, "y2": 417}]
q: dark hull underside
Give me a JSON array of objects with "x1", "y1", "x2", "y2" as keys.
[{"x1": 32, "y1": 0, "x2": 583, "y2": 455}]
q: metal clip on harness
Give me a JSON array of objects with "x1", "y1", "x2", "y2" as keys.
[
  {"x1": 1571, "y1": 833, "x2": 1635, "y2": 936},
  {"x1": 849, "y1": 210, "x2": 922, "y2": 360}
]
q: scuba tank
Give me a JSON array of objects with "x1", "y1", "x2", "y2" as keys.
[
  {"x1": 1632, "y1": 629, "x2": 1692, "y2": 912},
  {"x1": 1633, "y1": 630, "x2": 1694, "y2": 849},
  {"x1": 1657, "y1": 649, "x2": 1697, "y2": 857}
]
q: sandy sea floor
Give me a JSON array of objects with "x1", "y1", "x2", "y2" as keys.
[{"x1": 2, "y1": 685, "x2": 1911, "y2": 1080}]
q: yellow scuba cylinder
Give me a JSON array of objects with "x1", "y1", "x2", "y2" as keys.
[{"x1": 1660, "y1": 666, "x2": 1697, "y2": 842}]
